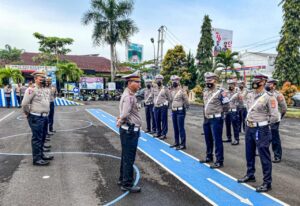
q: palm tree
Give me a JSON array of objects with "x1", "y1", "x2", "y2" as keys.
[
  {"x1": 214, "y1": 50, "x2": 243, "y2": 81},
  {"x1": 0, "y1": 67, "x2": 24, "y2": 86},
  {"x1": 82, "y1": 0, "x2": 138, "y2": 81}
]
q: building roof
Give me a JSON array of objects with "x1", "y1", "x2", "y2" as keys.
[
  {"x1": 241, "y1": 52, "x2": 277, "y2": 58},
  {"x1": 20, "y1": 52, "x2": 129, "y2": 73}
]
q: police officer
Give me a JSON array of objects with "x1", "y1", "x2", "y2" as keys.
[
  {"x1": 169, "y1": 75, "x2": 189, "y2": 150},
  {"x1": 237, "y1": 80, "x2": 248, "y2": 133},
  {"x1": 237, "y1": 73, "x2": 280, "y2": 192},
  {"x1": 266, "y1": 78, "x2": 287, "y2": 163},
  {"x1": 43, "y1": 78, "x2": 53, "y2": 151},
  {"x1": 48, "y1": 78, "x2": 58, "y2": 133},
  {"x1": 153, "y1": 74, "x2": 171, "y2": 140},
  {"x1": 144, "y1": 79, "x2": 156, "y2": 134},
  {"x1": 200, "y1": 72, "x2": 230, "y2": 168},
  {"x1": 223, "y1": 79, "x2": 240, "y2": 145},
  {"x1": 116, "y1": 71, "x2": 142, "y2": 193},
  {"x1": 21, "y1": 71, "x2": 54, "y2": 166}
]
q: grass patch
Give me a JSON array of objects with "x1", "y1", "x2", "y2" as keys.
[{"x1": 286, "y1": 107, "x2": 300, "y2": 118}]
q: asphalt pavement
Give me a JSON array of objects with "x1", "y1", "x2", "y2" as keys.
[{"x1": 0, "y1": 101, "x2": 299, "y2": 206}]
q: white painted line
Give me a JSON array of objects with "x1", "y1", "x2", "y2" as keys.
[
  {"x1": 207, "y1": 178, "x2": 253, "y2": 205},
  {"x1": 139, "y1": 137, "x2": 147, "y2": 142},
  {"x1": 102, "y1": 114, "x2": 106, "y2": 118},
  {"x1": 160, "y1": 149, "x2": 181, "y2": 162},
  {"x1": 0, "y1": 111, "x2": 15, "y2": 122},
  {"x1": 109, "y1": 119, "x2": 115, "y2": 123},
  {"x1": 42, "y1": 176, "x2": 50, "y2": 179}
]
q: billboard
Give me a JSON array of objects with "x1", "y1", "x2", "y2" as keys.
[
  {"x1": 64, "y1": 83, "x2": 76, "y2": 92},
  {"x1": 79, "y1": 77, "x2": 104, "y2": 90},
  {"x1": 126, "y1": 42, "x2": 143, "y2": 63},
  {"x1": 212, "y1": 28, "x2": 233, "y2": 56}
]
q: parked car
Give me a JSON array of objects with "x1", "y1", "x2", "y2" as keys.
[
  {"x1": 292, "y1": 92, "x2": 300, "y2": 107},
  {"x1": 135, "y1": 88, "x2": 145, "y2": 102}
]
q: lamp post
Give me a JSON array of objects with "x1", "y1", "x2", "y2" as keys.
[{"x1": 150, "y1": 38, "x2": 158, "y2": 76}]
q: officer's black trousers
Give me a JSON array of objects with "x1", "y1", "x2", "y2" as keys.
[
  {"x1": 5, "y1": 97, "x2": 11, "y2": 108},
  {"x1": 245, "y1": 125, "x2": 272, "y2": 185},
  {"x1": 28, "y1": 114, "x2": 47, "y2": 162},
  {"x1": 271, "y1": 122, "x2": 282, "y2": 159},
  {"x1": 225, "y1": 111, "x2": 239, "y2": 141},
  {"x1": 119, "y1": 127, "x2": 140, "y2": 187},
  {"x1": 145, "y1": 104, "x2": 156, "y2": 132},
  {"x1": 238, "y1": 108, "x2": 247, "y2": 132},
  {"x1": 48, "y1": 102, "x2": 55, "y2": 131},
  {"x1": 171, "y1": 110, "x2": 186, "y2": 146}
]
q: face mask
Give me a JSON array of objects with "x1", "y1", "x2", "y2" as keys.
[
  {"x1": 239, "y1": 86, "x2": 244, "y2": 90},
  {"x1": 252, "y1": 82, "x2": 260, "y2": 89},
  {"x1": 172, "y1": 82, "x2": 178, "y2": 88},
  {"x1": 265, "y1": 85, "x2": 271, "y2": 91},
  {"x1": 41, "y1": 78, "x2": 46, "y2": 87},
  {"x1": 146, "y1": 84, "x2": 151, "y2": 89},
  {"x1": 157, "y1": 82, "x2": 162, "y2": 87},
  {"x1": 206, "y1": 83, "x2": 214, "y2": 88},
  {"x1": 229, "y1": 86, "x2": 234, "y2": 91}
]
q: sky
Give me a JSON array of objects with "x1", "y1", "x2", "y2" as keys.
[{"x1": 0, "y1": 0, "x2": 283, "y2": 62}]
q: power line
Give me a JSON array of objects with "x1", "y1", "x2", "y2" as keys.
[
  {"x1": 165, "y1": 27, "x2": 191, "y2": 51},
  {"x1": 237, "y1": 40, "x2": 279, "y2": 53},
  {"x1": 235, "y1": 35, "x2": 280, "y2": 49}
]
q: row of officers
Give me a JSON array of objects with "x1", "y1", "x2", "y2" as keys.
[
  {"x1": 117, "y1": 70, "x2": 286, "y2": 193},
  {"x1": 21, "y1": 71, "x2": 58, "y2": 166}
]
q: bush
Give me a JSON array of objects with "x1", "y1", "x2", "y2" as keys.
[
  {"x1": 192, "y1": 85, "x2": 203, "y2": 99},
  {"x1": 280, "y1": 82, "x2": 298, "y2": 106}
]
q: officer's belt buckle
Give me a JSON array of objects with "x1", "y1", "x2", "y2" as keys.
[
  {"x1": 172, "y1": 107, "x2": 183, "y2": 111},
  {"x1": 121, "y1": 125, "x2": 140, "y2": 132},
  {"x1": 248, "y1": 121, "x2": 255, "y2": 127}
]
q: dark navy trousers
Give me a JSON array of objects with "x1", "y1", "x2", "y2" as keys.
[
  {"x1": 271, "y1": 122, "x2": 282, "y2": 159},
  {"x1": 245, "y1": 125, "x2": 272, "y2": 185},
  {"x1": 225, "y1": 111, "x2": 240, "y2": 141},
  {"x1": 48, "y1": 102, "x2": 55, "y2": 131},
  {"x1": 203, "y1": 117, "x2": 224, "y2": 163},
  {"x1": 28, "y1": 114, "x2": 47, "y2": 162},
  {"x1": 145, "y1": 104, "x2": 156, "y2": 132},
  {"x1": 238, "y1": 108, "x2": 247, "y2": 132},
  {"x1": 171, "y1": 110, "x2": 186, "y2": 146},
  {"x1": 119, "y1": 127, "x2": 140, "y2": 187},
  {"x1": 154, "y1": 105, "x2": 168, "y2": 136}
]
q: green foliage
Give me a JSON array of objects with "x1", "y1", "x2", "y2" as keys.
[
  {"x1": 214, "y1": 50, "x2": 243, "y2": 80},
  {"x1": 0, "y1": 44, "x2": 23, "y2": 66},
  {"x1": 119, "y1": 60, "x2": 154, "y2": 73},
  {"x1": 56, "y1": 62, "x2": 83, "y2": 83},
  {"x1": 161, "y1": 45, "x2": 189, "y2": 84},
  {"x1": 196, "y1": 15, "x2": 214, "y2": 87},
  {"x1": 185, "y1": 52, "x2": 197, "y2": 90},
  {"x1": 280, "y1": 81, "x2": 298, "y2": 105},
  {"x1": 0, "y1": 67, "x2": 24, "y2": 86},
  {"x1": 82, "y1": 0, "x2": 138, "y2": 81},
  {"x1": 273, "y1": 0, "x2": 300, "y2": 86},
  {"x1": 192, "y1": 85, "x2": 203, "y2": 99}
]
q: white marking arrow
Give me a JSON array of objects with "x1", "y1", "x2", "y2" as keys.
[
  {"x1": 101, "y1": 114, "x2": 106, "y2": 118},
  {"x1": 207, "y1": 178, "x2": 253, "y2": 206},
  {"x1": 160, "y1": 149, "x2": 181, "y2": 162}
]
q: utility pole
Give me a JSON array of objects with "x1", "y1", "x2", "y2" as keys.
[{"x1": 157, "y1": 25, "x2": 166, "y2": 71}]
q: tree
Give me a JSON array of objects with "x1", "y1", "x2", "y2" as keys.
[
  {"x1": 0, "y1": 67, "x2": 24, "y2": 86},
  {"x1": 0, "y1": 44, "x2": 23, "y2": 66},
  {"x1": 273, "y1": 0, "x2": 300, "y2": 86},
  {"x1": 161, "y1": 45, "x2": 189, "y2": 84},
  {"x1": 82, "y1": 0, "x2": 138, "y2": 81},
  {"x1": 196, "y1": 15, "x2": 214, "y2": 87},
  {"x1": 33, "y1": 32, "x2": 74, "y2": 64},
  {"x1": 56, "y1": 62, "x2": 83, "y2": 83},
  {"x1": 185, "y1": 52, "x2": 197, "y2": 90},
  {"x1": 214, "y1": 50, "x2": 243, "y2": 80}
]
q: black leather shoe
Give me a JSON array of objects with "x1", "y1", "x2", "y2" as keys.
[
  {"x1": 33, "y1": 159, "x2": 50, "y2": 166},
  {"x1": 272, "y1": 158, "x2": 281, "y2": 163},
  {"x1": 46, "y1": 138, "x2": 51, "y2": 142},
  {"x1": 237, "y1": 175, "x2": 256, "y2": 183},
  {"x1": 231, "y1": 140, "x2": 239, "y2": 145},
  {"x1": 222, "y1": 139, "x2": 231, "y2": 143},
  {"x1": 149, "y1": 131, "x2": 156, "y2": 134},
  {"x1": 199, "y1": 158, "x2": 213, "y2": 163},
  {"x1": 210, "y1": 162, "x2": 224, "y2": 169},
  {"x1": 145, "y1": 130, "x2": 150, "y2": 133},
  {"x1": 50, "y1": 130, "x2": 56, "y2": 133},
  {"x1": 43, "y1": 148, "x2": 51, "y2": 153},
  {"x1": 117, "y1": 180, "x2": 122, "y2": 186},
  {"x1": 42, "y1": 155, "x2": 54, "y2": 160},
  {"x1": 256, "y1": 184, "x2": 271, "y2": 192},
  {"x1": 121, "y1": 186, "x2": 141, "y2": 193},
  {"x1": 170, "y1": 144, "x2": 179, "y2": 148},
  {"x1": 44, "y1": 145, "x2": 52, "y2": 149},
  {"x1": 159, "y1": 135, "x2": 167, "y2": 140},
  {"x1": 153, "y1": 134, "x2": 161, "y2": 138},
  {"x1": 176, "y1": 145, "x2": 186, "y2": 150}
]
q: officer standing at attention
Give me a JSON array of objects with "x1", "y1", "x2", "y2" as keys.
[
  {"x1": 237, "y1": 73, "x2": 279, "y2": 192},
  {"x1": 237, "y1": 80, "x2": 248, "y2": 133},
  {"x1": 42, "y1": 78, "x2": 53, "y2": 151},
  {"x1": 200, "y1": 72, "x2": 230, "y2": 169},
  {"x1": 116, "y1": 71, "x2": 142, "y2": 193},
  {"x1": 21, "y1": 71, "x2": 54, "y2": 166},
  {"x1": 144, "y1": 79, "x2": 156, "y2": 134},
  {"x1": 48, "y1": 78, "x2": 58, "y2": 133},
  {"x1": 265, "y1": 77, "x2": 287, "y2": 163},
  {"x1": 169, "y1": 75, "x2": 189, "y2": 150},
  {"x1": 153, "y1": 74, "x2": 170, "y2": 140},
  {"x1": 223, "y1": 79, "x2": 240, "y2": 145}
]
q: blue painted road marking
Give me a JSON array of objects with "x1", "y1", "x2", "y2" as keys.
[{"x1": 86, "y1": 108, "x2": 289, "y2": 206}]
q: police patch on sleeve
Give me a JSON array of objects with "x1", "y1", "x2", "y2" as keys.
[{"x1": 271, "y1": 98, "x2": 276, "y2": 108}]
